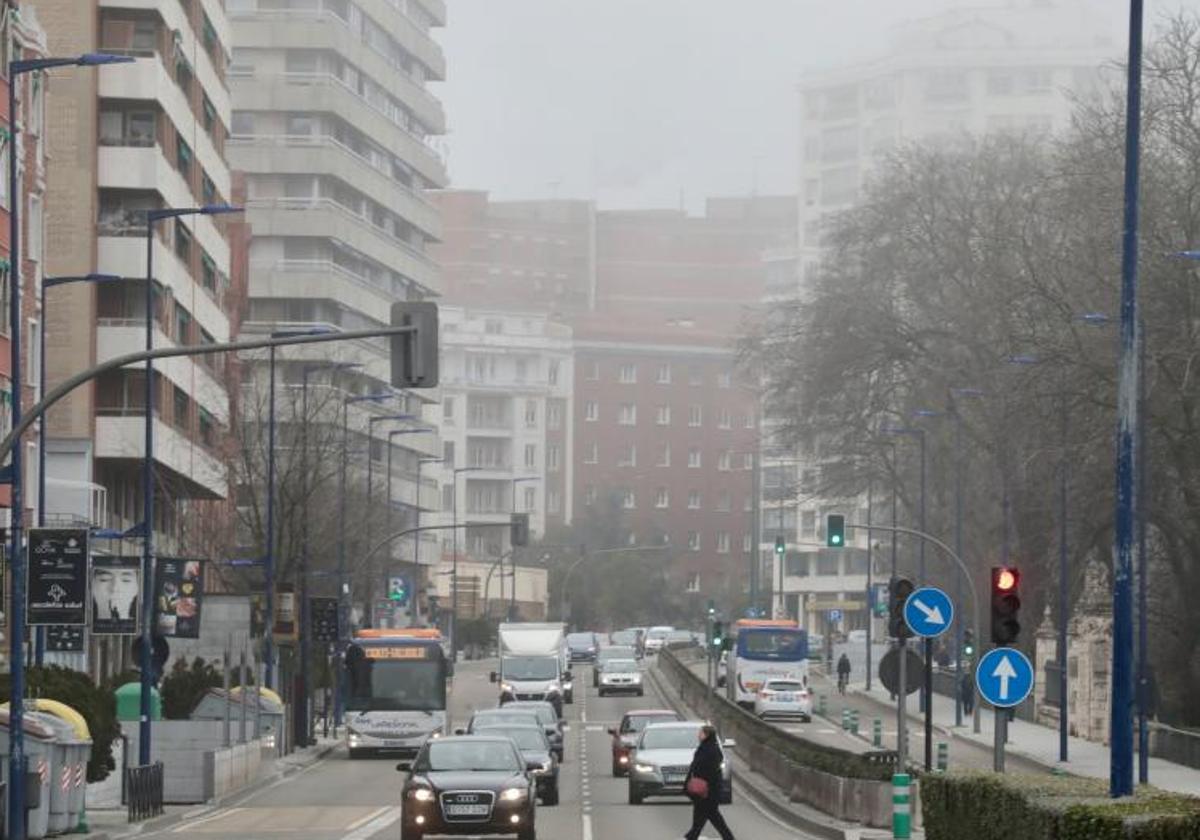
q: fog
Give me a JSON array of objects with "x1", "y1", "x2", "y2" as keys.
[{"x1": 439, "y1": 0, "x2": 1197, "y2": 210}]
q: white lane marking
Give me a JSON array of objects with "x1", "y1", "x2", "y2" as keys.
[
  {"x1": 585, "y1": 725, "x2": 604, "y2": 732},
  {"x1": 582, "y1": 813, "x2": 594, "y2": 840},
  {"x1": 344, "y1": 806, "x2": 389, "y2": 832},
  {"x1": 340, "y1": 806, "x2": 402, "y2": 840},
  {"x1": 171, "y1": 808, "x2": 243, "y2": 832}
]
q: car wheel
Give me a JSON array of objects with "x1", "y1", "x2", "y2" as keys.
[
  {"x1": 565, "y1": 691, "x2": 574, "y2": 705},
  {"x1": 598, "y1": 688, "x2": 606, "y2": 697},
  {"x1": 542, "y1": 781, "x2": 559, "y2": 806},
  {"x1": 628, "y1": 784, "x2": 643, "y2": 805},
  {"x1": 400, "y1": 824, "x2": 423, "y2": 840}
]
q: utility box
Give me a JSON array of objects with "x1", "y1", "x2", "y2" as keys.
[{"x1": 115, "y1": 683, "x2": 161, "y2": 722}]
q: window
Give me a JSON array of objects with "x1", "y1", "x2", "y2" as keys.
[
  {"x1": 584, "y1": 401, "x2": 599, "y2": 422},
  {"x1": 685, "y1": 572, "x2": 700, "y2": 592},
  {"x1": 688, "y1": 406, "x2": 702, "y2": 427},
  {"x1": 524, "y1": 444, "x2": 537, "y2": 469},
  {"x1": 0, "y1": 142, "x2": 8, "y2": 209},
  {"x1": 655, "y1": 488, "x2": 669, "y2": 508},
  {"x1": 547, "y1": 444, "x2": 561, "y2": 472},
  {"x1": 524, "y1": 486, "x2": 536, "y2": 512},
  {"x1": 443, "y1": 441, "x2": 455, "y2": 468},
  {"x1": 717, "y1": 533, "x2": 730, "y2": 554},
  {"x1": 817, "y1": 552, "x2": 840, "y2": 576},
  {"x1": 622, "y1": 489, "x2": 636, "y2": 509},
  {"x1": 201, "y1": 172, "x2": 216, "y2": 205},
  {"x1": 584, "y1": 443, "x2": 598, "y2": 464},
  {"x1": 175, "y1": 135, "x2": 193, "y2": 178},
  {"x1": 548, "y1": 490, "x2": 561, "y2": 514},
  {"x1": 442, "y1": 396, "x2": 455, "y2": 423},
  {"x1": 618, "y1": 403, "x2": 637, "y2": 426},
  {"x1": 743, "y1": 453, "x2": 754, "y2": 470},
  {"x1": 743, "y1": 534, "x2": 753, "y2": 553},
  {"x1": 688, "y1": 490, "x2": 701, "y2": 510},
  {"x1": 744, "y1": 496, "x2": 753, "y2": 512},
  {"x1": 655, "y1": 443, "x2": 671, "y2": 467},
  {"x1": 172, "y1": 385, "x2": 189, "y2": 429},
  {"x1": 618, "y1": 363, "x2": 637, "y2": 383},
  {"x1": 173, "y1": 302, "x2": 191, "y2": 342},
  {"x1": 655, "y1": 363, "x2": 671, "y2": 384},
  {"x1": 718, "y1": 408, "x2": 732, "y2": 429},
  {"x1": 718, "y1": 372, "x2": 732, "y2": 389},
  {"x1": 688, "y1": 366, "x2": 703, "y2": 386},
  {"x1": 618, "y1": 444, "x2": 636, "y2": 467},
  {"x1": 548, "y1": 360, "x2": 560, "y2": 385},
  {"x1": 202, "y1": 95, "x2": 217, "y2": 135},
  {"x1": 717, "y1": 451, "x2": 731, "y2": 472},
  {"x1": 547, "y1": 403, "x2": 562, "y2": 429},
  {"x1": 717, "y1": 492, "x2": 732, "y2": 512},
  {"x1": 655, "y1": 405, "x2": 671, "y2": 426},
  {"x1": 515, "y1": 359, "x2": 528, "y2": 381},
  {"x1": 584, "y1": 485, "x2": 597, "y2": 506},
  {"x1": 484, "y1": 318, "x2": 503, "y2": 334},
  {"x1": 687, "y1": 531, "x2": 700, "y2": 551},
  {"x1": 525, "y1": 399, "x2": 537, "y2": 428},
  {"x1": 199, "y1": 407, "x2": 216, "y2": 448},
  {"x1": 441, "y1": 484, "x2": 454, "y2": 510},
  {"x1": 801, "y1": 510, "x2": 816, "y2": 538},
  {"x1": 201, "y1": 252, "x2": 218, "y2": 292},
  {"x1": 28, "y1": 194, "x2": 42, "y2": 264},
  {"x1": 585, "y1": 360, "x2": 599, "y2": 380},
  {"x1": 132, "y1": 18, "x2": 157, "y2": 52},
  {"x1": 688, "y1": 448, "x2": 701, "y2": 468},
  {"x1": 174, "y1": 220, "x2": 193, "y2": 263}
]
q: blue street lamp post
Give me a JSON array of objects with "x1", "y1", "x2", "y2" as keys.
[
  {"x1": 140, "y1": 204, "x2": 241, "y2": 768},
  {"x1": 36, "y1": 273, "x2": 122, "y2": 666},
  {"x1": 7, "y1": 51, "x2": 133, "y2": 840}
]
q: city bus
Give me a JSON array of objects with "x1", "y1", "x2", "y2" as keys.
[
  {"x1": 343, "y1": 628, "x2": 449, "y2": 759},
  {"x1": 724, "y1": 619, "x2": 809, "y2": 709}
]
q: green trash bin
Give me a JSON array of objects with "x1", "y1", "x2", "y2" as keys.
[{"x1": 115, "y1": 683, "x2": 161, "y2": 722}]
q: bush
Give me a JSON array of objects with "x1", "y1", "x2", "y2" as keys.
[
  {"x1": 160, "y1": 657, "x2": 222, "y2": 720},
  {"x1": 0, "y1": 665, "x2": 121, "y2": 783},
  {"x1": 923, "y1": 771, "x2": 1200, "y2": 840}
]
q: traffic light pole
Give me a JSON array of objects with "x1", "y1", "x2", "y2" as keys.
[
  {"x1": 849, "y1": 521, "x2": 982, "y2": 735},
  {"x1": 897, "y1": 638, "x2": 908, "y2": 772}
]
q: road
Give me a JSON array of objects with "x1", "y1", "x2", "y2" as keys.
[{"x1": 142, "y1": 657, "x2": 815, "y2": 840}]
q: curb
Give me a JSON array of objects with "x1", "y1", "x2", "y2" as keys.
[{"x1": 645, "y1": 665, "x2": 850, "y2": 840}]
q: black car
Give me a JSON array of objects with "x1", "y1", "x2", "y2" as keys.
[
  {"x1": 465, "y1": 707, "x2": 563, "y2": 762},
  {"x1": 473, "y1": 724, "x2": 560, "y2": 805},
  {"x1": 566, "y1": 632, "x2": 599, "y2": 662},
  {"x1": 495, "y1": 701, "x2": 567, "y2": 762},
  {"x1": 399, "y1": 735, "x2": 538, "y2": 840}
]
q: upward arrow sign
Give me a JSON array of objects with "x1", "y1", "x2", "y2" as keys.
[
  {"x1": 992, "y1": 654, "x2": 1018, "y2": 701},
  {"x1": 912, "y1": 599, "x2": 945, "y2": 626}
]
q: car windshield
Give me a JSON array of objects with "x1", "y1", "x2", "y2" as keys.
[
  {"x1": 470, "y1": 711, "x2": 540, "y2": 731},
  {"x1": 766, "y1": 680, "x2": 804, "y2": 691},
  {"x1": 599, "y1": 647, "x2": 636, "y2": 662},
  {"x1": 621, "y1": 713, "x2": 679, "y2": 733},
  {"x1": 476, "y1": 726, "x2": 547, "y2": 751},
  {"x1": 421, "y1": 741, "x2": 520, "y2": 772},
  {"x1": 502, "y1": 656, "x2": 559, "y2": 680},
  {"x1": 610, "y1": 630, "x2": 639, "y2": 645},
  {"x1": 605, "y1": 659, "x2": 638, "y2": 671},
  {"x1": 567, "y1": 633, "x2": 595, "y2": 647},
  {"x1": 507, "y1": 704, "x2": 556, "y2": 726},
  {"x1": 640, "y1": 726, "x2": 701, "y2": 750}
]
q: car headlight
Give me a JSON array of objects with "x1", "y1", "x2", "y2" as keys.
[
  {"x1": 408, "y1": 787, "x2": 435, "y2": 802},
  {"x1": 500, "y1": 682, "x2": 514, "y2": 693},
  {"x1": 539, "y1": 761, "x2": 553, "y2": 773},
  {"x1": 546, "y1": 686, "x2": 561, "y2": 695},
  {"x1": 631, "y1": 674, "x2": 642, "y2": 682},
  {"x1": 499, "y1": 787, "x2": 527, "y2": 801},
  {"x1": 348, "y1": 733, "x2": 361, "y2": 746},
  {"x1": 634, "y1": 763, "x2": 656, "y2": 775}
]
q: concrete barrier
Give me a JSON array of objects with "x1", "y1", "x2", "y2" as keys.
[
  {"x1": 121, "y1": 721, "x2": 267, "y2": 803},
  {"x1": 204, "y1": 740, "x2": 263, "y2": 801}
]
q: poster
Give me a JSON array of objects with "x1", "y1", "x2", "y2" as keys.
[
  {"x1": 27, "y1": 528, "x2": 88, "y2": 626},
  {"x1": 91, "y1": 556, "x2": 140, "y2": 635},
  {"x1": 273, "y1": 584, "x2": 297, "y2": 640},
  {"x1": 46, "y1": 625, "x2": 84, "y2": 652},
  {"x1": 155, "y1": 557, "x2": 203, "y2": 638}
]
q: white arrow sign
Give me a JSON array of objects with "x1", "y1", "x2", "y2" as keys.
[
  {"x1": 992, "y1": 654, "x2": 1018, "y2": 701},
  {"x1": 911, "y1": 598, "x2": 945, "y2": 626}
]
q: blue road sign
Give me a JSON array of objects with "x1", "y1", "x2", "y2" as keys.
[
  {"x1": 828, "y1": 609, "x2": 843, "y2": 622},
  {"x1": 975, "y1": 647, "x2": 1035, "y2": 708},
  {"x1": 903, "y1": 586, "x2": 954, "y2": 638}
]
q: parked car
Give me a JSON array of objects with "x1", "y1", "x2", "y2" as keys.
[
  {"x1": 753, "y1": 678, "x2": 812, "y2": 722},
  {"x1": 607, "y1": 709, "x2": 681, "y2": 776},
  {"x1": 627, "y1": 721, "x2": 734, "y2": 804}
]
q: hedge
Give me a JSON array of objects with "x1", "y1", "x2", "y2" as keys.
[{"x1": 923, "y1": 771, "x2": 1200, "y2": 840}]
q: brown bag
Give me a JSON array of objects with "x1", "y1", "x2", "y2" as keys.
[{"x1": 685, "y1": 776, "x2": 709, "y2": 799}]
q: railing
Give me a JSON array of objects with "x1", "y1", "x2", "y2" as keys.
[
  {"x1": 126, "y1": 762, "x2": 164, "y2": 822},
  {"x1": 251, "y1": 258, "x2": 403, "y2": 301}
]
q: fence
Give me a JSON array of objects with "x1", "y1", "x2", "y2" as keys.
[{"x1": 126, "y1": 762, "x2": 163, "y2": 822}]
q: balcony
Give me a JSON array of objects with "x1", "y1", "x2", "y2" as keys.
[
  {"x1": 95, "y1": 414, "x2": 227, "y2": 499},
  {"x1": 229, "y1": 70, "x2": 446, "y2": 186},
  {"x1": 249, "y1": 259, "x2": 398, "y2": 324},
  {"x1": 227, "y1": 134, "x2": 440, "y2": 238},
  {"x1": 243, "y1": 197, "x2": 437, "y2": 291}
]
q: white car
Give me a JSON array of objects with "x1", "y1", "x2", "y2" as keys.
[
  {"x1": 643, "y1": 626, "x2": 673, "y2": 655},
  {"x1": 847, "y1": 629, "x2": 867, "y2": 644},
  {"x1": 753, "y1": 678, "x2": 812, "y2": 721},
  {"x1": 598, "y1": 659, "x2": 644, "y2": 697}
]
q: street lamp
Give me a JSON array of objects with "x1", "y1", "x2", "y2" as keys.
[
  {"x1": 450, "y1": 466, "x2": 485, "y2": 661},
  {"x1": 8, "y1": 53, "x2": 134, "y2": 834},
  {"x1": 880, "y1": 426, "x2": 927, "y2": 583},
  {"x1": 139, "y1": 203, "x2": 241, "y2": 767},
  {"x1": 365, "y1": 414, "x2": 417, "y2": 552},
  {"x1": 510, "y1": 476, "x2": 540, "y2": 618},
  {"x1": 36, "y1": 273, "x2": 123, "y2": 666}
]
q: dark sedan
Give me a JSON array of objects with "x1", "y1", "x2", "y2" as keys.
[
  {"x1": 473, "y1": 724, "x2": 559, "y2": 805},
  {"x1": 495, "y1": 701, "x2": 566, "y2": 762},
  {"x1": 398, "y1": 735, "x2": 538, "y2": 840},
  {"x1": 566, "y1": 632, "x2": 600, "y2": 663}
]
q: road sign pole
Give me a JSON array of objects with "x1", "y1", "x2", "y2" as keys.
[
  {"x1": 897, "y1": 639, "x2": 907, "y2": 771},
  {"x1": 994, "y1": 705, "x2": 1006, "y2": 772},
  {"x1": 924, "y1": 637, "x2": 933, "y2": 771}
]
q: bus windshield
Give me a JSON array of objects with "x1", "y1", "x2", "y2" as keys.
[
  {"x1": 737, "y1": 629, "x2": 808, "y2": 660},
  {"x1": 346, "y1": 656, "x2": 446, "y2": 712}
]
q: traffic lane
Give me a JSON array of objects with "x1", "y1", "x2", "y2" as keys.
[{"x1": 583, "y1": 660, "x2": 823, "y2": 840}]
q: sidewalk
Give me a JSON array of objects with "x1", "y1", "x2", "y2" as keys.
[{"x1": 853, "y1": 678, "x2": 1200, "y2": 796}]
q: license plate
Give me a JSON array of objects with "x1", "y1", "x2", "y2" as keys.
[
  {"x1": 664, "y1": 773, "x2": 686, "y2": 783},
  {"x1": 445, "y1": 804, "x2": 490, "y2": 816},
  {"x1": 778, "y1": 693, "x2": 795, "y2": 702}
]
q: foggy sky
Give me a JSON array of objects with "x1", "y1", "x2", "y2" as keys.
[{"x1": 436, "y1": 0, "x2": 1192, "y2": 211}]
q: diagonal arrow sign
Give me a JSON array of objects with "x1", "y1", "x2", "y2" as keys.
[
  {"x1": 992, "y1": 654, "x2": 1018, "y2": 701},
  {"x1": 911, "y1": 598, "x2": 945, "y2": 626}
]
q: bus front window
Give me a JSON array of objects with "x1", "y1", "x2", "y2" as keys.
[{"x1": 346, "y1": 659, "x2": 447, "y2": 712}]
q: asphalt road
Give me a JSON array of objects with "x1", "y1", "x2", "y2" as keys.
[{"x1": 144, "y1": 657, "x2": 816, "y2": 840}]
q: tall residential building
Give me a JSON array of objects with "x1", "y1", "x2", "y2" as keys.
[
  {"x1": 227, "y1": 0, "x2": 449, "y2": 616},
  {"x1": 39, "y1": 0, "x2": 238, "y2": 552},
  {"x1": 433, "y1": 306, "x2": 573, "y2": 601}
]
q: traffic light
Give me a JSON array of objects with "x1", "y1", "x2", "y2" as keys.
[
  {"x1": 390, "y1": 301, "x2": 439, "y2": 389},
  {"x1": 990, "y1": 566, "x2": 1022, "y2": 645},
  {"x1": 888, "y1": 576, "x2": 915, "y2": 639},
  {"x1": 388, "y1": 576, "x2": 409, "y2": 604},
  {"x1": 774, "y1": 534, "x2": 786, "y2": 556},
  {"x1": 711, "y1": 621, "x2": 725, "y2": 650},
  {"x1": 962, "y1": 629, "x2": 976, "y2": 659},
  {"x1": 826, "y1": 514, "x2": 845, "y2": 548},
  {"x1": 707, "y1": 599, "x2": 716, "y2": 617},
  {"x1": 510, "y1": 512, "x2": 530, "y2": 547}
]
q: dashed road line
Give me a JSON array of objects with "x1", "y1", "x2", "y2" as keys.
[{"x1": 340, "y1": 806, "x2": 402, "y2": 840}]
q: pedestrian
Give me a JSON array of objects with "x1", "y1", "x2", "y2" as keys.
[
  {"x1": 836, "y1": 653, "x2": 851, "y2": 694},
  {"x1": 683, "y1": 724, "x2": 735, "y2": 840},
  {"x1": 960, "y1": 672, "x2": 975, "y2": 717}
]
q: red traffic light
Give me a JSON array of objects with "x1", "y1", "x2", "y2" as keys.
[{"x1": 994, "y1": 567, "x2": 1019, "y2": 591}]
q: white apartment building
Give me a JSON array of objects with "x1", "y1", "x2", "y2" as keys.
[
  {"x1": 434, "y1": 306, "x2": 574, "y2": 579},
  {"x1": 771, "y1": 0, "x2": 1118, "y2": 635}
]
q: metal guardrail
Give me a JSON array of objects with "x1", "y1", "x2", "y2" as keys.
[{"x1": 126, "y1": 762, "x2": 164, "y2": 822}]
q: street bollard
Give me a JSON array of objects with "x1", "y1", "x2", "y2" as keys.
[
  {"x1": 937, "y1": 741, "x2": 948, "y2": 772},
  {"x1": 893, "y1": 773, "x2": 912, "y2": 839},
  {"x1": 873, "y1": 717, "x2": 883, "y2": 748},
  {"x1": 850, "y1": 709, "x2": 860, "y2": 736},
  {"x1": 842, "y1": 708, "x2": 850, "y2": 730},
  {"x1": 818, "y1": 695, "x2": 827, "y2": 717}
]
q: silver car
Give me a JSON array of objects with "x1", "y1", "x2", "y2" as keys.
[
  {"x1": 597, "y1": 659, "x2": 643, "y2": 697},
  {"x1": 627, "y1": 721, "x2": 734, "y2": 805},
  {"x1": 753, "y1": 678, "x2": 813, "y2": 721}
]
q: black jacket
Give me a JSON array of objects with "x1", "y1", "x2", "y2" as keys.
[{"x1": 687, "y1": 736, "x2": 723, "y2": 801}]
